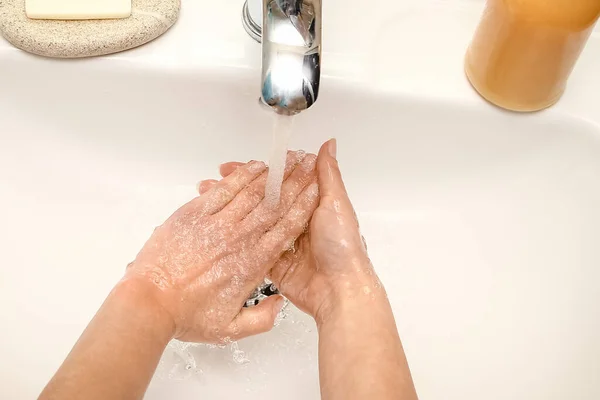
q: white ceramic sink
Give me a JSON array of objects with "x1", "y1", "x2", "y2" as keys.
[{"x1": 1, "y1": 0, "x2": 600, "y2": 399}]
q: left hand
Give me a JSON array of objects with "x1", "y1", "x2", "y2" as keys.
[
  {"x1": 126, "y1": 151, "x2": 319, "y2": 344},
  {"x1": 204, "y1": 142, "x2": 378, "y2": 327}
]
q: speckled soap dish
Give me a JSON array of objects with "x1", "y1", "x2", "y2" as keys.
[{"x1": 0, "y1": 0, "x2": 180, "y2": 58}]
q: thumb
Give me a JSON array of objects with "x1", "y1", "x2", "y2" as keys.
[{"x1": 225, "y1": 295, "x2": 286, "y2": 340}]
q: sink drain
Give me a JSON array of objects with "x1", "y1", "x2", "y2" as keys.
[{"x1": 244, "y1": 280, "x2": 279, "y2": 307}]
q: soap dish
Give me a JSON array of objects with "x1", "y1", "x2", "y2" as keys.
[{"x1": 0, "y1": 0, "x2": 180, "y2": 58}]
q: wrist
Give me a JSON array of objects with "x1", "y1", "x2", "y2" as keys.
[
  {"x1": 111, "y1": 277, "x2": 177, "y2": 344},
  {"x1": 314, "y1": 265, "x2": 388, "y2": 328}
]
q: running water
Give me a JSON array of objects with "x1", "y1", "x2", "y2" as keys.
[{"x1": 264, "y1": 113, "x2": 295, "y2": 208}]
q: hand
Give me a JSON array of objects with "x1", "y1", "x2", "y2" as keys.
[
  {"x1": 201, "y1": 141, "x2": 416, "y2": 400},
  {"x1": 270, "y1": 140, "x2": 382, "y2": 324},
  {"x1": 125, "y1": 150, "x2": 319, "y2": 343}
]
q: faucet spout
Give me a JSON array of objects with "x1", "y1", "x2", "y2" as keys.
[
  {"x1": 262, "y1": 0, "x2": 322, "y2": 115},
  {"x1": 242, "y1": 0, "x2": 322, "y2": 115}
]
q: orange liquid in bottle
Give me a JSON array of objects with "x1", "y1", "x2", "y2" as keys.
[{"x1": 465, "y1": 0, "x2": 600, "y2": 112}]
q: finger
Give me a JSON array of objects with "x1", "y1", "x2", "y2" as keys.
[
  {"x1": 317, "y1": 139, "x2": 357, "y2": 219},
  {"x1": 238, "y1": 154, "x2": 317, "y2": 234},
  {"x1": 196, "y1": 179, "x2": 218, "y2": 195},
  {"x1": 219, "y1": 162, "x2": 244, "y2": 178},
  {"x1": 198, "y1": 160, "x2": 267, "y2": 215},
  {"x1": 252, "y1": 182, "x2": 319, "y2": 274},
  {"x1": 224, "y1": 183, "x2": 318, "y2": 296},
  {"x1": 270, "y1": 251, "x2": 294, "y2": 285},
  {"x1": 317, "y1": 138, "x2": 347, "y2": 199},
  {"x1": 195, "y1": 162, "x2": 244, "y2": 196},
  {"x1": 225, "y1": 295, "x2": 285, "y2": 339},
  {"x1": 219, "y1": 151, "x2": 307, "y2": 221},
  {"x1": 270, "y1": 233, "x2": 309, "y2": 292}
]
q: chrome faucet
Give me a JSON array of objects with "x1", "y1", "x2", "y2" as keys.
[{"x1": 242, "y1": 0, "x2": 322, "y2": 115}]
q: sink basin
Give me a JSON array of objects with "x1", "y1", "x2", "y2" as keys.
[{"x1": 1, "y1": 0, "x2": 600, "y2": 399}]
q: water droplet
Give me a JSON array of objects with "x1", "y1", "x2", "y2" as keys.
[{"x1": 231, "y1": 341, "x2": 250, "y2": 365}]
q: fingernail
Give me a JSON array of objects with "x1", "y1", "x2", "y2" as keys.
[
  {"x1": 300, "y1": 154, "x2": 318, "y2": 171},
  {"x1": 328, "y1": 139, "x2": 337, "y2": 159},
  {"x1": 247, "y1": 161, "x2": 266, "y2": 173}
]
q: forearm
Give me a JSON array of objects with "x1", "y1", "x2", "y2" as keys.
[
  {"x1": 39, "y1": 278, "x2": 175, "y2": 400},
  {"x1": 317, "y1": 288, "x2": 417, "y2": 400}
]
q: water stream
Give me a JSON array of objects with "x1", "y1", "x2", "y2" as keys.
[{"x1": 264, "y1": 113, "x2": 295, "y2": 208}]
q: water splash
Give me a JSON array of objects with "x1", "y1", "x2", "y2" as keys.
[
  {"x1": 156, "y1": 302, "x2": 313, "y2": 383},
  {"x1": 231, "y1": 341, "x2": 250, "y2": 365},
  {"x1": 274, "y1": 298, "x2": 290, "y2": 326}
]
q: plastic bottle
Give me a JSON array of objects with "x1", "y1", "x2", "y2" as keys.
[{"x1": 465, "y1": 0, "x2": 600, "y2": 112}]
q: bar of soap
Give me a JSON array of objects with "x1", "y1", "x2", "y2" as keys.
[{"x1": 26, "y1": 0, "x2": 131, "y2": 20}]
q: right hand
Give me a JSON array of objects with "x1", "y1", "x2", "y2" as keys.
[
  {"x1": 125, "y1": 150, "x2": 319, "y2": 344},
  {"x1": 269, "y1": 139, "x2": 384, "y2": 325}
]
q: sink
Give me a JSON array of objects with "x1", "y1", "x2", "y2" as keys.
[{"x1": 1, "y1": 0, "x2": 600, "y2": 399}]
